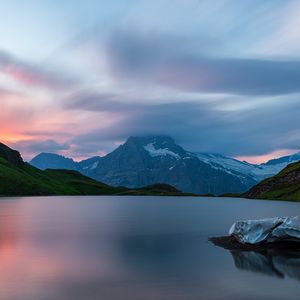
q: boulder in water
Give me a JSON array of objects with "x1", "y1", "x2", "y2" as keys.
[{"x1": 229, "y1": 216, "x2": 300, "y2": 245}]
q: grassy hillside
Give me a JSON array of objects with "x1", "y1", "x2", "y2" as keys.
[
  {"x1": 244, "y1": 161, "x2": 300, "y2": 201},
  {"x1": 118, "y1": 183, "x2": 195, "y2": 196},
  {"x1": 0, "y1": 143, "x2": 189, "y2": 197},
  {"x1": 0, "y1": 156, "x2": 126, "y2": 196}
]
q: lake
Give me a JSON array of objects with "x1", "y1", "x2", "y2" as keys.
[{"x1": 0, "y1": 196, "x2": 300, "y2": 300}]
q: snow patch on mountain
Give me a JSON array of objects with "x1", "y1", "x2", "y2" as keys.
[
  {"x1": 196, "y1": 153, "x2": 254, "y2": 175},
  {"x1": 91, "y1": 161, "x2": 99, "y2": 169},
  {"x1": 196, "y1": 152, "x2": 300, "y2": 183},
  {"x1": 251, "y1": 162, "x2": 294, "y2": 179},
  {"x1": 83, "y1": 161, "x2": 99, "y2": 170},
  {"x1": 144, "y1": 143, "x2": 180, "y2": 159}
]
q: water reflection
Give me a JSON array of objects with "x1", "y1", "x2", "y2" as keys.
[
  {"x1": 0, "y1": 196, "x2": 300, "y2": 300},
  {"x1": 231, "y1": 250, "x2": 300, "y2": 281}
]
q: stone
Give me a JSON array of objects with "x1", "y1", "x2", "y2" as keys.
[{"x1": 229, "y1": 216, "x2": 300, "y2": 244}]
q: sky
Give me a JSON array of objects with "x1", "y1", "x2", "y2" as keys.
[{"x1": 1, "y1": 0, "x2": 300, "y2": 163}]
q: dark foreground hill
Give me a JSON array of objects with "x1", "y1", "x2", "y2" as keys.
[
  {"x1": 244, "y1": 161, "x2": 300, "y2": 201},
  {"x1": 0, "y1": 143, "x2": 188, "y2": 197}
]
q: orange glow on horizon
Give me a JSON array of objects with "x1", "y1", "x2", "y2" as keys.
[
  {"x1": 235, "y1": 149, "x2": 297, "y2": 164},
  {"x1": 0, "y1": 131, "x2": 30, "y2": 143}
]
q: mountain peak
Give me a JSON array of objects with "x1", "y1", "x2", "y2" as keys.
[
  {"x1": 28, "y1": 136, "x2": 258, "y2": 194},
  {"x1": 126, "y1": 135, "x2": 175, "y2": 145},
  {"x1": 264, "y1": 151, "x2": 300, "y2": 166},
  {"x1": 123, "y1": 135, "x2": 187, "y2": 160},
  {"x1": 30, "y1": 152, "x2": 76, "y2": 170},
  {"x1": 34, "y1": 152, "x2": 68, "y2": 158}
]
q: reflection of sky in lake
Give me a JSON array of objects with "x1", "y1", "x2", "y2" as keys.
[{"x1": 0, "y1": 196, "x2": 300, "y2": 299}]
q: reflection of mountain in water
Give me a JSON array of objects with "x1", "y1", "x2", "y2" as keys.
[{"x1": 231, "y1": 250, "x2": 300, "y2": 281}]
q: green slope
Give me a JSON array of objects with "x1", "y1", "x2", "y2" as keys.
[
  {"x1": 118, "y1": 183, "x2": 195, "y2": 196},
  {"x1": 0, "y1": 156, "x2": 126, "y2": 196},
  {"x1": 244, "y1": 161, "x2": 300, "y2": 201},
  {"x1": 0, "y1": 143, "x2": 189, "y2": 197}
]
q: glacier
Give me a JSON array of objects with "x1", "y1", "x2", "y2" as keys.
[{"x1": 196, "y1": 152, "x2": 300, "y2": 183}]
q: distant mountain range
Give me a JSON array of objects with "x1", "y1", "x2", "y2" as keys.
[
  {"x1": 0, "y1": 142, "x2": 189, "y2": 197},
  {"x1": 31, "y1": 135, "x2": 300, "y2": 195},
  {"x1": 195, "y1": 152, "x2": 300, "y2": 183}
]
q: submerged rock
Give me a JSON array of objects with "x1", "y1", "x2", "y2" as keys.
[{"x1": 229, "y1": 216, "x2": 300, "y2": 244}]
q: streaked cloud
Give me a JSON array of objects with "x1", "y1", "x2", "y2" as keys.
[
  {"x1": 0, "y1": 50, "x2": 77, "y2": 90},
  {"x1": 64, "y1": 91, "x2": 300, "y2": 158},
  {"x1": 106, "y1": 31, "x2": 300, "y2": 96},
  {"x1": 13, "y1": 139, "x2": 70, "y2": 157},
  {"x1": 1, "y1": 0, "x2": 300, "y2": 163}
]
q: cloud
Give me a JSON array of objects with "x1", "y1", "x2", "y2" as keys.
[
  {"x1": 0, "y1": 87, "x2": 20, "y2": 98},
  {"x1": 250, "y1": 1, "x2": 300, "y2": 58},
  {"x1": 64, "y1": 91, "x2": 137, "y2": 112},
  {"x1": 0, "y1": 50, "x2": 77, "y2": 90},
  {"x1": 3, "y1": 2, "x2": 300, "y2": 161},
  {"x1": 106, "y1": 31, "x2": 300, "y2": 96},
  {"x1": 13, "y1": 139, "x2": 70, "y2": 157},
  {"x1": 64, "y1": 90, "x2": 300, "y2": 157}
]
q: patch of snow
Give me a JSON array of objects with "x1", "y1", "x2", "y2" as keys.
[
  {"x1": 197, "y1": 153, "x2": 254, "y2": 173},
  {"x1": 83, "y1": 161, "x2": 99, "y2": 170},
  {"x1": 144, "y1": 143, "x2": 180, "y2": 160},
  {"x1": 196, "y1": 153, "x2": 256, "y2": 180},
  {"x1": 251, "y1": 162, "x2": 291, "y2": 178},
  {"x1": 90, "y1": 161, "x2": 99, "y2": 170}
]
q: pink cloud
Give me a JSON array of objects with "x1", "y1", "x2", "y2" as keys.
[{"x1": 0, "y1": 50, "x2": 76, "y2": 90}]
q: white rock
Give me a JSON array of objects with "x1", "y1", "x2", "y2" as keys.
[
  {"x1": 272, "y1": 216, "x2": 300, "y2": 241},
  {"x1": 229, "y1": 217, "x2": 285, "y2": 244},
  {"x1": 229, "y1": 216, "x2": 300, "y2": 244}
]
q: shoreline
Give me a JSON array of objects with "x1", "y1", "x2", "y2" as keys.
[{"x1": 210, "y1": 235, "x2": 300, "y2": 252}]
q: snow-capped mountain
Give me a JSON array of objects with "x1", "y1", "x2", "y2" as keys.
[
  {"x1": 264, "y1": 151, "x2": 300, "y2": 166},
  {"x1": 196, "y1": 153, "x2": 254, "y2": 176},
  {"x1": 83, "y1": 136, "x2": 251, "y2": 195},
  {"x1": 30, "y1": 136, "x2": 253, "y2": 194},
  {"x1": 196, "y1": 151, "x2": 300, "y2": 183},
  {"x1": 29, "y1": 136, "x2": 300, "y2": 195}
]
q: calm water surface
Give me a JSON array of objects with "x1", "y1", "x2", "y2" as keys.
[{"x1": 0, "y1": 196, "x2": 300, "y2": 300}]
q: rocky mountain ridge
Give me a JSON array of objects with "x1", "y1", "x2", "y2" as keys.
[
  {"x1": 30, "y1": 136, "x2": 261, "y2": 195},
  {"x1": 0, "y1": 141, "x2": 187, "y2": 197}
]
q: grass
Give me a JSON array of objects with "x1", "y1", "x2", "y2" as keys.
[
  {"x1": 118, "y1": 183, "x2": 196, "y2": 196},
  {"x1": 245, "y1": 161, "x2": 300, "y2": 201}
]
